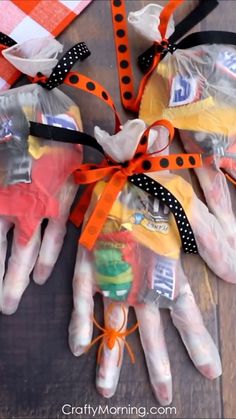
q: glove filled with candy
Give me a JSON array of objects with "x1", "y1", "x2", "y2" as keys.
[
  {"x1": 0, "y1": 36, "x2": 86, "y2": 314},
  {"x1": 1, "y1": 0, "x2": 235, "y2": 407},
  {"x1": 69, "y1": 118, "x2": 236, "y2": 405},
  {"x1": 128, "y1": 2, "x2": 236, "y2": 246}
]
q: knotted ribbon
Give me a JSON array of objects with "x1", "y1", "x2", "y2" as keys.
[
  {"x1": 72, "y1": 120, "x2": 202, "y2": 250},
  {"x1": 111, "y1": 0, "x2": 185, "y2": 112},
  {"x1": 137, "y1": 0, "x2": 220, "y2": 73}
]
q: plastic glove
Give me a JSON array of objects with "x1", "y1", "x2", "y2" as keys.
[
  {"x1": 0, "y1": 82, "x2": 82, "y2": 315},
  {"x1": 131, "y1": 4, "x2": 236, "y2": 246},
  {"x1": 69, "y1": 120, "x2": 236, "y2": 405}
]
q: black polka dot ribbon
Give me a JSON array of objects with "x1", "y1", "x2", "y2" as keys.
[
  {"x1": 0, "y1": 32, "x2": 91, "y2": 92},
  {"x1": 36, "y1": 42, "x2": 91, "y2": 90},
  {"x1": 129, "y1": 174, "x2": 198, "y2": 254},
  {"x1": 0, "y1": 32, "x2": 16, "y2": 48}
]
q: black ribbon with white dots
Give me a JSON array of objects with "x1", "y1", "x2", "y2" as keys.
[
  {"x1": 37, "y1": 42, "x2": 90, "y2": 90},
  {"x1": 129, "y1": 174, "x2": 198, "y2": 254},
  {"x1": 0, "y1": 32, "x2": 16, "y2": 47},
  {"x1": 0, "y1": 32, "x2": 90, "y2": 90}
]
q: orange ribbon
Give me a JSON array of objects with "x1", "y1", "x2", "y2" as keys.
[
  {"x1": 111, "y1": 0, "x2": 185, "y2": 113},
  {"x1": 72, "y1": 119, "x2": 202, "y2": 250},
  {"x1": 31, "y1": 73, "x2": 48, "y2": 84},
  {"x1": 0, "y1": 44, "x2": 7, "y2": 53},
  {"x1": 32, "y1": 71, "x2": 122, "y2": 133}
]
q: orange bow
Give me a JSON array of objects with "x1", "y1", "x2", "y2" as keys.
[{"x1": 71, "y1": 119, "x2": 202, "y2": 250}]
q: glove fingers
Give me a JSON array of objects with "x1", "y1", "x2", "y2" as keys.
[
  {"x1": 171, "y1": 279, "x2": 222, "y2": 380},
  {"x1": 96, "y1": 300, "x2": 128, "y2": 399},
  {"x1": 195, "y1": 165, "x2": 236, "y2": 243},
  {"x1": 68, "y1": 246, "x2": 95, "y2": 356},
  {"x1": 33, "y1": 218, "x2": 67, "y2": 284},
  {"x1": 33, "y1": 180, "x2": 78, "y2": 284},
  {"x1": 192, "y1": 194, "x2": 236, "y2": 283},
  {"x1": 2, "y1": 225, "x2": 41, "y2": 315},
  {"x1": 0, "y1": 219, "x2": 13, "y2": 309},
  {"x1": 135, "y1": 304, "x2": 172, "y2": 406}
]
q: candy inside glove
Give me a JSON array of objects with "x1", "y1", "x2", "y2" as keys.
[
  {"x1": 0, "y1": 37, "x2": 83, "y2": 314},
  {"x1": 69, "y1": 119, "x2": 235, "y2": 404},
  {"x1": 131, "y1": 4, "x2": 236, "y2": 246}
]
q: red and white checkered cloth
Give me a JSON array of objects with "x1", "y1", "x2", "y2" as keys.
[{"x1": 0, "y1": 0, "x2": 92, "y2": 90}]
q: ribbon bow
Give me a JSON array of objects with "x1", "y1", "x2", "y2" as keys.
[
  {"x1": 136, "y1": 0, "x2": 183, "y2": 75},
  {"x1": 138, "y1": 39, "x2": 176, "y2": 73},
  {"x1": 73, "y1": 120, "x2": 202, "y2": 250},
  {"x1": 111, "y1": 0, "x2": 185, "y2": 112},
  {"x1": 137, "y1": 0, "x2": 221, "y2": 73},
  {"x1": 136, "y1": 0, "x2": 184, "y2": 75}
]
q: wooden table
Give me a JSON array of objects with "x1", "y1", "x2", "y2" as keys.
[{"x1": 0, "y1": 1, "x2": 235, "y2": 418}]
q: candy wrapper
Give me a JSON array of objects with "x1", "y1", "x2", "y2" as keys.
[
  {"x1": 130, "y1": 3, "x2": 236, "y2": 246},
  {"x1": 0, "y1": 36, "x2": 84, "y2": 314},
  {"x1": 69, "y1": 119, "x2": 236, "y2": 405}
]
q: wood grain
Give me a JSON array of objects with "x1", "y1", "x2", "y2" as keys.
[
  {"x1": 0, "y1": 1, "x2": 234, "y2": 418},
  {"x1": 205, "y1": 3, "x2": 236, "y2": 419}
]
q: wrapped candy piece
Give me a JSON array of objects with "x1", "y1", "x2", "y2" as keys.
[
  {"x1": 0, "y1": 37, "x2": 83, "y2": 314},
  {"x1": 130, "y1": 3, "x2": 236, "y2": 246},
  {"x1": 69, "y1": 119, "x2": 236, "y2": 405},
  {"x1": 0, "y1": 84, "x2": 82, "y2": 243}
]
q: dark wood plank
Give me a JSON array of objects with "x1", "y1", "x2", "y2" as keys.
[
  {"x1": 203, "y1": 2, "x2": 236, "y2": 418},
  {"x1": 0, "y1": 1, "x2": 232, "y2": 418}
]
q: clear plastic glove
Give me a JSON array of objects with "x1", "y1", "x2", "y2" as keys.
[
  {"x1": 69, "y1": 247, "x2": 222, "y2": 406},
  {"x1": 69, "y1": 120, "x2": 236, "y2": 405},
  {"x1": 0, "y1": 83, "x2": 82, "y2": 315},
  {"x1": 0, "y1": 37, "x2": 83, "y2": 314},
  {"x1": 132, "y1": 4, "x2": 236, "y2": 246}
]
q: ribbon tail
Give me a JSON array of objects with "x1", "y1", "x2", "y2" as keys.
[
  {"x1": 79, "y1": 172, "x2": 127, "y2": 250},
  {"x1": 159, "y1": 0, "x2": 185, "y2": 39}
]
